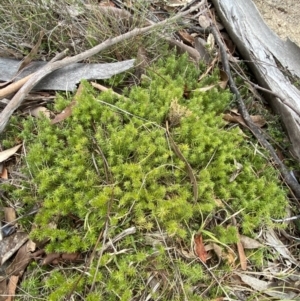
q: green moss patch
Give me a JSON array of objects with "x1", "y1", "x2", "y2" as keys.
[{"x1": 2, "y1": 54, "x2": 288, "y2": 300}]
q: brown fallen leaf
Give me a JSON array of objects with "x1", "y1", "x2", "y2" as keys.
[
  {"x1": 0, "y1": 75, "x2": 32, "y2": 100},
  {"x1": 5, "y1": 240, "x2": 33, "y2": 276},
  {"x1": 178, "y1": 30, "x2": 195, "y2": 45},
  {"x1": 51, "y1": 101, "x2": 77, "y2": 124},
  {"x1": 0, "y1": 145, "x2": 22, "y2": 163},
  {"x1": 198, "y1": 15, "x2": 211, "y2": 28},
  {"x1": 240, "y1": 235, "x2": 263, "y2": 249},
  {"x1": 51, "y1": 83, "x2": 85, "y2": 124},
  {"x1": 237, "y1": 236, "x2": 247, "y2": 270},
  {"x1": 230, "y1": 108, "x2": 239, "y2": 114},
  {"x1": 212, "y1": 243, "x2": 236, "y2": 266},
  {"x1": 29, "y1": 106, "x2": 51, "y2": 119},
  {"x1": 6, "y1": 275, "x2": 19, "y2": 301},
  {"x1": 194, "y1": 234, "x2": 207, "y2": 263},
  {"x1": 42, "y1": 253, "x2": 60, "y2": 265},
  {"x1": 42, "y1": 252, "x2": 81, "y2": 265},
  {"x1": 27, "y1": 240, "x2": 36, "y2": 252},
  {"x1": 251, "y1": 115, "x2": 267, "y2": 128},
  {"x1": 4, "y1": 208, "x2": 16, "y2": 224},
  {"x1": 193, "y1": 84, "x2": 217, "y2": 92},
  {"x1": 223, "y1": 113, "x2": 266, "y2": 128},
  {"x1": 61, "y1": 252, "x2": 80, "y2": 261},
  {"x1": 0, "y1": 167, "x2": 8, "y2": 179},
  {"x1": 0, "y1": 279, "x2": 7, "y2": 301},
  {"x1": 223, "y1": 113, "x2": 246, "y2": 126}
]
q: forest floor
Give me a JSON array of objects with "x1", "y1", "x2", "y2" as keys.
[
  {"x1": 253, "y1": 0, "x2": 300, "y2": 46},
  {"x1": 1, "y1": 1, "x2": 300, "y2": 300}
]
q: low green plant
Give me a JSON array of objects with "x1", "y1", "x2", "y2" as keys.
[{"x1": 2, "y1": 54, "x2": 288, "y2": 300}]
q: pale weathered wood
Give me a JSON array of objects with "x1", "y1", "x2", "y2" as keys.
[{"x1": 212, "y1": 0, "x2": 300, "y2": 162}]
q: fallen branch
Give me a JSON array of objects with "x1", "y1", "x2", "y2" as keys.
[{"x1": 0, "y1": 0, "x2": 204, "y2": 134}]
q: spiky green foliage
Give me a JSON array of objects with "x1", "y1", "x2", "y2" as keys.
[{"x1": 2, "y1": 54, "x2": 288, "y2": 300}]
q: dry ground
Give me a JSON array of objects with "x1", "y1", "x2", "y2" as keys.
[{"x1": 253, "y1": 0, "x2": 300, "y2": 46}]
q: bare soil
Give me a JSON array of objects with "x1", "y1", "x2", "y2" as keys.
[{"x1": 253, "y1": 0, "x2": 300, "y2": 46}]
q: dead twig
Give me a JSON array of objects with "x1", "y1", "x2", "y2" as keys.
[{"x1": 0, "y1": 0, "x2": 205, "y2": 134}]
